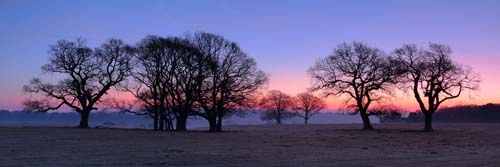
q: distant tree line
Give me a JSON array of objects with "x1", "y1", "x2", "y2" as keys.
[
  {"x1": 405, "y1": 103, "x2": 500, "y2": 123},
  {"x1": 23, "y1": 32, "x2": 480, "y2": 132}
]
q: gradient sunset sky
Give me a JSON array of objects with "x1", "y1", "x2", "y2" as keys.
[{"x1": 0, "y1": 0, "x2": 499, "y2": 111}]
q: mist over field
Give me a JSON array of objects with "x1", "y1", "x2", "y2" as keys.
[{"x1": 0, "y1": 110, "x2": 377, "y2": 129}]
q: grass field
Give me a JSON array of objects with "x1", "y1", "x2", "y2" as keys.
[{"x1": 1, "y1": 123, "x2": 500, "y2": 167}]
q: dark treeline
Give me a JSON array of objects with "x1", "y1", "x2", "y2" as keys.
[
  {"x1": 405, "y1": 103, "x2": 500, "y2": 123},
  {"x1": 23, "y1": 33, "x2": 480, "y2": 132}
]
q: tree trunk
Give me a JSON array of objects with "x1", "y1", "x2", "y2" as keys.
[
  {"x1": 176, "y1": 115, "x2": 188, "y2": 131},
  {"x1": 159, "y1": 116, "x2": 165, "y2": 131},
  {"x1": 208, "y1": 117, "x2": 217, "y2": 132},
  {"x1": 360, "y1": 110, "x2": 374, "y2": 130},
  {"x1": 166, "y1": 119, "x2": 173, "y2": 131},
  {"x1": 424, "y1": 112, "x2": 433, "y2": 132},
  {"x1": 277, "y1": 112, "x2": 282, "y2": 124},
  {"x1": 153, "y1": 112, "x2": 159, "y2": 130},
  {"x1": 78, "y1": 111, "x2": 90, "y2": 128},
  {"x1": 216, "y1": 115, "x2": 223, "y2": 132},
  {"x1": 304, "y1": 112, "x2": 310, "y2": 125}
]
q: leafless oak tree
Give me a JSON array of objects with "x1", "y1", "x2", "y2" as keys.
[
  {"x1": 190, "y1": 32, "x2": 268, "y2": 132},
  {"x1": 294, "y1": 92, "x2": 325, "y2": 124},
  {"x1": 163, "y1": 36, "x2": 207, "y2": 131},
  {"x1": 118, "y1": 36, "x2": 177, "y2": 131},
  {"x1": 393, "y1": 43, "x2": 480, "y2": 131},
  {"x1": 116, "y1": 36, "x2": 205, "y2": 131},
  {"x1": 309, "y1": 42, "x2": 399, "y2": 130},
  {"x1": 24, "y1": 39, "x2": 133, "y2": 128},
  {"x1": 259, "y1": 90, "x2": 296, "y2": 124}
]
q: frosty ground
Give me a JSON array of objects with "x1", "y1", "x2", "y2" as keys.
[{"x1": 1, "y1": 123, "x2": 499, "y2": 167}]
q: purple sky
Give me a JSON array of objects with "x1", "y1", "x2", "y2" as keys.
[{"x1": 0, "y1": 0, "x2": 499, "y2": 110}]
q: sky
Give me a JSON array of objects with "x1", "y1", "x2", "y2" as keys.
[{"x1": 0, "y1": 0, "x2": 499, "y2": 111}]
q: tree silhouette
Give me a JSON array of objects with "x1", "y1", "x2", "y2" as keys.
[
  {"x1": 259, "y1": 90, "x2": 296, "y2": 124},
  {"x1": 309, "y1": 42, "x2": 399, "y2": 130},
  {"x1": 116, "y1": 36, "x2": 205, "y2": 131},
  {"x1": 190, "y1": 32, "x2": 268, "y2": 132},
  {"x1": 394, "y1": 43, "x2": 480, "y2": 131},
  {"x1": 24, "y1": 39, "x2": 133, "y2": 128},
  {"x1": 294, "y1": 92, "x2": 325, "y2": 124},
  {"x1": 118, "y1": 36, "x2": 177, "y2": 131},
  {"x1": 164, "y1": 36, "x2": 207, "y2": 131}
]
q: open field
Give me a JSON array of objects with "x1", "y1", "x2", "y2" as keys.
[{"x1": 1, "y1": 123, "x2": 500, "y2": 167}]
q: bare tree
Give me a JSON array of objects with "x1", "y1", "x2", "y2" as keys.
[
  {"x1": 294, "y1": 92, "x2": 325, "y2": 124},
  {"x1": 163, "y1": 36, "x2": 207, "y2": 131},
  {"x1": 191, "y1": 32, "x2": 268, "y2": 132},
  {"x1": 259, "y1": 90, "x2": 296, "y2": 124},
  {"x1": 393, "y1": 43, "x2": 480, "y2": 131},
  {"x1": 23, "y1": 39, "x2": 133, "y2": 128},
  {"x1": 117, "y1": 36, "x2": 204, "y2": 131},
  {"x1": 118, "y1": 36, "x2": 175, "y2": 131},
  {"x1": 309, "y1": 42, "x2": 399, "y2": 130}
]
